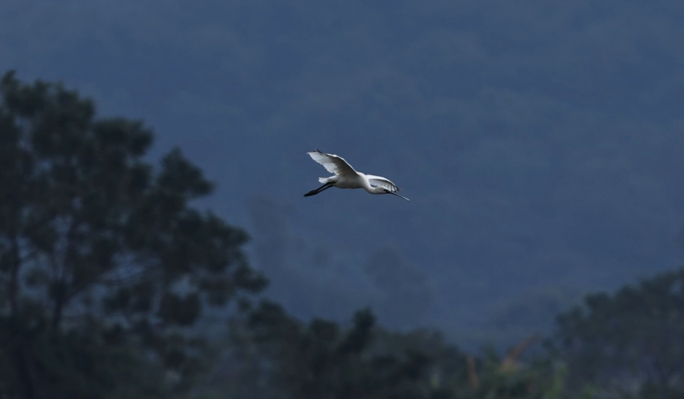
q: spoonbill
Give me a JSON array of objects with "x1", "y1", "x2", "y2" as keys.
[{"x1": 304, "y1": 149, "x2": 410, "y2": 201}]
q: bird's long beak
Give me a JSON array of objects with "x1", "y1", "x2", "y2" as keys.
[{"x1": 388, "y1": 191, "x2": 410, "y2": 201}]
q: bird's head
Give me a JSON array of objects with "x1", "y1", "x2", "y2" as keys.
[{"x1": 383, "y1": 189, "x2": 410, "y2": 201}]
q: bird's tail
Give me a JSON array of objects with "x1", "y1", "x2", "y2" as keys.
[{"x1": 318, "y1": 177, "x2": 329, "y2": 183}]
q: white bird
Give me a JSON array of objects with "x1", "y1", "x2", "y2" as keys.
[{"x1": 304, "y1": 149, "x2": 410, "y2": 201}]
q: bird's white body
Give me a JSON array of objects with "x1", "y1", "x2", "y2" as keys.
[
  {"x1": 304, "y1": 149, "x2": 409, "y2": 201},
  {"x1": 318, "y1": 173, "x2": 390, "y2": 192}
]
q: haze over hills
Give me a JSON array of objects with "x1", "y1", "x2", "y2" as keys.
[{"x1": 2, "y1": 0, "x2": 683, "y2": 347}]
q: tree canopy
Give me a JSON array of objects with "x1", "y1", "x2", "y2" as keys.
[
  {"x1": 552, "y1": 269, "x2": 684, "y2": 398},
  {"x1": 0, "y1": 71, "x2": 266, "y2": 398}
]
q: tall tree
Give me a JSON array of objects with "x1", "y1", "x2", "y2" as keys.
[{"x1": 0, "y1": 71, "x2": 266, "y2": 399}]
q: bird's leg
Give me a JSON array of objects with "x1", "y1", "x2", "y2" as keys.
[{"x1": 304, "y1": 182, "x2": 333, "y2": 197}]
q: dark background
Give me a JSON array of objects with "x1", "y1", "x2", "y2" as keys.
[{"x1": 2, "y1": 0, "x2": 683, "y2": 349}]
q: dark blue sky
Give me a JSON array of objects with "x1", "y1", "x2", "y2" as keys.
[{"x1": 2, "y1": 0, "x2": 683, "y2": 347}]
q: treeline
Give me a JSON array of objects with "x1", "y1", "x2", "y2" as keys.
[{"x1": 1, "y1": 72, "x2": 684, "y2": 399}]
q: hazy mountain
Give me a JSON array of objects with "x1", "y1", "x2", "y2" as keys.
[{"x1": 3, "y1": 0, "x2": 683, "y2": 347}]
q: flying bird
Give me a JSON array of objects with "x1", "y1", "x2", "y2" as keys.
[{"x1": 304, "y1": 149, "x2": 410, "y2": 201}]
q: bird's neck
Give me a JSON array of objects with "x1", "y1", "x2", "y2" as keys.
[{"x1": 361, "y1": 174, "x2": 384, "y2": 194}]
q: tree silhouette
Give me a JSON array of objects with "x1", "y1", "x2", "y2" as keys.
[
  {"x1": 217, "y1": 301, "x2": 469, "y2": 399},
  {"x1": 552, "y1": 268, "x2": 684, "y2": 398},
  {"x1": 0, "y1": 71, "x2": 266, "y2": 399}
]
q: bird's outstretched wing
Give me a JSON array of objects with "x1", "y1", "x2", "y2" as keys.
[
  {"x1": 365, "y1": 175, "x2": 400, "y2": 193},
  {"x1": 307, "y1": 149, "x2": 358, "y2": 176}
]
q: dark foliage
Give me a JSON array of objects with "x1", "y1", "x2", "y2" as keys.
[
  {"x1": 214, "y1": 301, "x2": 468, "y2": 399},
  {"x1": 0, "y1": 72, "x2": 266, "y2": 398},
  {"x1": 552, "y1": 268, "x2": 684, "y2": 398}
]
